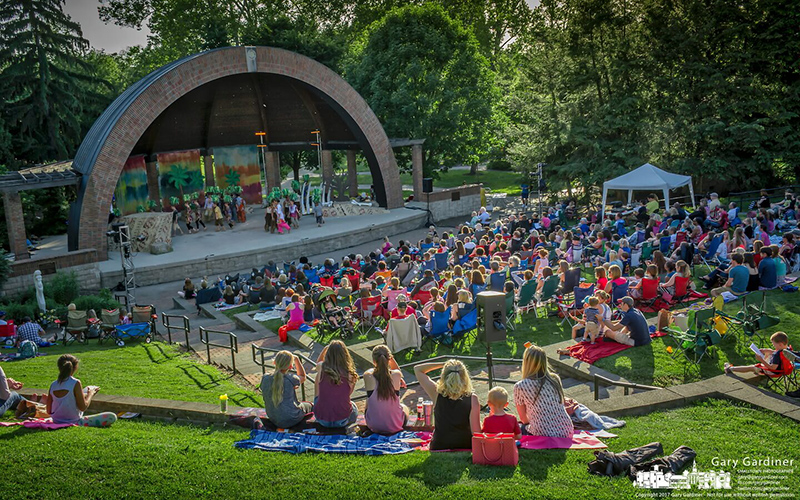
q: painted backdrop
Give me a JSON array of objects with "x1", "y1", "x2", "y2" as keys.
[
  {"x1": 157, "y1": 149, "x2": 204, "y2": 206},
  {"x1": 213, "y1": 145, "x2": 262, "y2": 205},
  {"x1": 114, "y1": 155, "x2": 149, "y2": 215}
]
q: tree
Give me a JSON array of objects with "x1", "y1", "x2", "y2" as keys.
[
  {"x1": 347, "y1": 4, "x2": 498, "y2": 174},
  {"x1": 0, "y1": 0, "x2": 105, "y2": 165}
]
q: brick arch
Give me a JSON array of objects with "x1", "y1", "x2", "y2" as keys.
[{"x1": 69, "y1": 46, "x2": 402, "y2": 257}]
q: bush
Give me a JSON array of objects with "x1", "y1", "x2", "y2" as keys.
[
  {"x1": 46, "y1": 271, "x2": 79, "y2": 305},
  {"x1": 487, "y1": 159, "x2": 512, "y2": 171},
  {"x1": 2, "y1": 301, "x2": 38, "y2": 323},
  {"x1": 0, "y1": 249, "x2": 10, "y2": 291},
  {"x1": 73, "y1": 288, "x2": 118, "y2": 313}
]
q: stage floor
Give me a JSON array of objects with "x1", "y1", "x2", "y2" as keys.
[{"x1": 98, "y1": 207, "x2": 427, "y2": 287}]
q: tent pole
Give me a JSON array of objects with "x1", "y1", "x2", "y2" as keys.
[
  {"x1": 663, "y1": 188, "x2": 670, "y2": 213},
  {"x1": 628, "y1": 190, "x2": 633, "y2": 205},
  {"x1": 601, "y1": 187, "x2": 608, "y2": 222},
  {"x1": 689, "y1": 182, "x2": 696, "y2": 209}
]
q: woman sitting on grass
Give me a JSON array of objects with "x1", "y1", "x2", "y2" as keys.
[
  {"x1": 260, "y1": 351, "x2": 311, "y2": 428},
  {"x1": 415, "y1": 359, "x2": 480, "y2": 450},
  {"x1": 363, "y1": 345, "x2": 407, "y2": 435},
  {"x1": 314, "y1": 341, "x2": 359, "y2": 428},
  {"x1": 47, "y1": 355, "x2": 117, "y2": 427},
  {"x1": 514, "y1": 346, "x2": 572, "y2": 437}
]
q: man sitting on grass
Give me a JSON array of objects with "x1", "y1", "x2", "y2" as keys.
[
  {"x1": 16, "y1": 317, "x2": 54, "y2": 347},
  {"x1": 601, "y1": 297, "x2": 651, "y2": 347}
]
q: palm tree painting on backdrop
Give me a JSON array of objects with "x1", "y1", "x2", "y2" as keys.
[
  {"x1": 213, "y1": 145, "x2": 263, "y2": 205},
  {"x1": 157, "y1": 149, "x2": 204, "y2": 207}
]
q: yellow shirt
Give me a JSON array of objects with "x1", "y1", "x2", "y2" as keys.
[
  {"x1": 214, "y1": 206, "x2": 222, "y2": 219},
  {"x1": 646, "y1": 200, "x2": 659, "y2": 213}
]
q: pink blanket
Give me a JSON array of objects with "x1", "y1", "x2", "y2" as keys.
[
  {"x1": 0, "y1": 419, "x2": 76, "y2": 430},
  {"x1": 520, "y1": 432, "x2": 607, "y2": 450}
]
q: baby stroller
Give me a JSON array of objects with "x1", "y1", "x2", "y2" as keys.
[{"x1": 313, "y1": 287, "x2": 355, "y2": 340}]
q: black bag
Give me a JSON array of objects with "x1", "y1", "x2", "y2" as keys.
[
  {"x1": 627, "y1": 446, "x2": 697, "y2": 481},
  {"x1": 588, "y1": 442, "x2": 664, "y2": 477}
]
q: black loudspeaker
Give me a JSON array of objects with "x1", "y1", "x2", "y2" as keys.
[
  {"x1": 476, "y1": 291, "x2": 507, "y2": 343},
  {"x1": 422, "y1": 178, "x2": 434, "y2": 193}
]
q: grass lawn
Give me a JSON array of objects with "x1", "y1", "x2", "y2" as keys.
[
  {"x1": 2, "y1": 342, "x2": 260, "y2": 407},
  {"x1": 595, "y1": 288, "x2": 797, "y2": 387},
  {"x1": 1, "y1": 399, "x2": 796, "y2": 499}
]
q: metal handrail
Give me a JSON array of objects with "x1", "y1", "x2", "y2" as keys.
[
  {"x1": 161, "y1": 312, "x2": 190, "y2": 346},
  {"x1": 593, "y1": 374, "x2": 659, "y2": 401},
  {"x1": 251, "y1": 344, "x2": 317, "y2": 400},
  {"x1": 728, "y1": 184, "x2": 798, "y2": 210},
  {"x1": 199, "y1": 326, "x2": 239, "y2": 374}
]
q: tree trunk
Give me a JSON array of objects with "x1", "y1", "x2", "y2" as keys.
[
  {"x1": 469, "y1": 163, "x2": 478, "y2": 175},
  {"x1": 292, "y1": 152, "x2": 300, "y2": 182}
]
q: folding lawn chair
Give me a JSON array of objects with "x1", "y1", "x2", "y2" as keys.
[
  {"x1": 557, "y1": 284, "x2": 595, "y2": 327},
  {"x1": 760, "y1": 349, "x2": 797, "y2": 394},
  {"x1": 452, "y1": 304, "x2": 478, "y2": 347},
  {"x1": 610, "y1": 281, "x2": 629, "y2": 308},
  {"x1": 700, "y1": 236, "x2": 724, "y2": 270},
  {"x1": 98, "y1": 308, "x2": 121, "y2": 344},
  {"x1": 659, "y1": 236, "x2": 672, "y2": 255},
  {"x1": 725, "y1": 291, "x2": 778, "y2": 346},
  {"x1": 665, "y1": 308, "x2": 722, "y2": 365},
  {"x1": 433, "y1": 253, "x2": 449, "y2": 271},
  {"x1": 489, "y1": 272, "x2": 506, "y2": 292},
  {"x1": 517, "y1": 281, "x2": 538, "y2": 315},
  {"x1": 63, "y1": 309, "x2": 88, "y2": 345},
  {"x1": 635, "y1": 278, "x2": 660, "y2": 309},
  {"x1": 534, "y1": 275, "x2": 561, "y2": 319},
  {"x1": 132, "y1": 305, "x2": 157, "y2": 332},
  {"x1": 355, "y1": 295, "x2": 385, "y2": 336},
  {"x1": 423, "y1": 307, "x2": 453, "y2": 349},
  {"x1": 671, "y1": 276, "x2": 692, "y2": 303},
  {"x1": 559, "y1": 267, "x2": 582, "y2": 297},
  {"x1": 505, "y1": 292, "x2": 517, "y2": 331}
]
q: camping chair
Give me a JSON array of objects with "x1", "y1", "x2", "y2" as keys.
[
  {"x1": 385, "y1": 315, "x2": 422, "y2": 354},
  {"x1": 355, "y1": 295, "x2": 385, "y2": 336},
  {"x1": 489, "y1": 272, "x2": 506, "y2": 292},
  {"x1": 534, "y1": 275, "x2": 561, "y2": 319},
  {"x1": 671, "y1": 276, "x2": 692, "y2": 303},
  {"x1": 610, "y1": 281, "x2": 629, "y2": 309},
  {"x1": 305, "y1": 268, "x2": 320, "y2": 284},
  {"x1": 423, "y1": 307, "x2": 453, "y2": 349},
  {"x1": 666, "y1": 308, "x2": 721, "y2": 365},
  {"x1": 635, "y1": 278, "x2": 660, "y2": 309},
  {"x1": 517, "y1": 281, "x2": 538, "y2": 315},
  {"x1": 345, "y1": 272, "x2": 360, "y2": 292},
  {"x1": 675, "y1": 231, "x2": 687, "y2": 247},
  {"x1": 98, "y1": 309, "x2": 121, "y2": 344},
  {"x1": 63, "y1": 309, "x2": 88, "y2": 345},
  {"x1": 640, "y1": 242, "x2": 654, "y2": 262},
  {"x1": 557, "y1": 284, "x2": 595, "y2": 327},
  {"x1": 732, "y1": 292, "x2": 779, "y2": 346},
  {"x1": 0, "y1": 321, "x2": 15, "y2": 342},
  {"x1": 195, "y1": 286, "x2": 222, "y2": 314},
  {"x1": 452, "y1": 304, "x2": 478, "y2": 347},
  {"x1": 760, "y1": 349, "x2": 797, "y2": 394},
  {"x1": 433, "y1": 253, "x2": 449, "y2": 271},
  {"x1": 505, "y1": 292, "x2": 517, "y2": 331},
  {"x1": 559, "y1": 267, "x2": 582, "y2": 297},
  {"x1": 659, "y1": 236, "x2": 672, "y2": 255},
  {"x1": 700, "y1": 236, "x2": 724, "y2": 270}
]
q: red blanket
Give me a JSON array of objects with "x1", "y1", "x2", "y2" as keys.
[{"x1": 562, "y1": 339, "x2": 632, "y2": 364}]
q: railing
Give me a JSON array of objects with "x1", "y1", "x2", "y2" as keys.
[
  {"x1": 199, "y1": 326, "x2": 239, "y2": 374},
  {"x1": 398, "y1": 355, "x2": 521, "y2": 391},
  {"x1": 593, "y1": 374, "x2": 659, "y2": 401},
  {"x1": 251, "y1": 344, "x2": 317, "y2": 400},
  {"x1": 161, "y1": 312, "x2": 190, "y2": 347},
  {"x1": 728, "y1": 185, "x2": 798, "y2": 212}
]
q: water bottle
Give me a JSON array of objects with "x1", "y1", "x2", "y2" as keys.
[{"x1": 417, "y1": 397, "x2": 424, "y2": 420}]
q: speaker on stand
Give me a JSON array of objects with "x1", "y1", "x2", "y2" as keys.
[{"x1": 422, "y1": 177, "x2": 434, "y2": 227}]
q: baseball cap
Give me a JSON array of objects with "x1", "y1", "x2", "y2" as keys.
[{"x1": 617, "y1": 296, "x2": 634, "y2": 307}]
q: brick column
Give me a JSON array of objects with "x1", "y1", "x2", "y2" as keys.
[
  {"x1": 145, "y1": 160, "x2": 160, "y2": 206},
  {"x1": 347, "y1": 150, "x2": 358, "y2": 197},
  {"x1": 412, "y1": 143, "x2": 424, "y2": 199},
  {"x1": 265, "y1": 151, "x2": 282, "y2": 192},
  {"x1": 203, "y1": 154, "x2": 215, "y2": 187},
  {"x1": 321, "y1": 150, "x2": 333, "y2": 187},
  {"x1": 3, "y1": 192, "x2": 29, "y2": 260}
]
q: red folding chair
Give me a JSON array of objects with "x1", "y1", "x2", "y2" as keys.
[
  {"x1": 672, "y1": 276, "x2": 692, "y2": 302},
  {"x1": 635, "y1": 278, "x2": 660, "y2": 308},
  {"x1": 356, "y1": 295, "x2": 385, "y2": 336}
]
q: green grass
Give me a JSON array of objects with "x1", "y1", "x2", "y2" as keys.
[
  {"x1": 1, "y1": 399, "x2": 796, "y2": 499},
  {"x1": 595, "y1": 288, "x2": 797, "y2": 387},
  {"x1": 3, "y1": 342, "x2": 260, "y2": 407}
]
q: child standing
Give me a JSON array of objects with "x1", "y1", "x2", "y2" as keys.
[
  {"x1": 276, "y1": 213, "x2": 291, "y2": 234},
  {"x1": 289, "y1": 200, "x2": 300, "y2": 228},
  {"x1": 213, "y1": 202, "x2": 225, "y2": 232},
  {"x1": 223, "y1": 201, "x2": 235, "y2": 229},
  {"x1": 314, "y1": 201, "x2": 324, "y2": 227},
  {"x1": 581, "y1": 296, "x2": 601, "y2": 344},
  {"x1": 481, "y1": 387, "x2": 521, "y2": 439}
]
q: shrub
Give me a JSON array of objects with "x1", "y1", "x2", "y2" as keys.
[
  {"x1": 487, "y1": 159, "x2": 512, "y2": 171},
  {"x1": 0, "y1": 249, "x2": 10, "y2": 291},
  {"x1": 2, "y1": 301, "x2": 38, "y2": 322},
  {"x1": 46, "y1": 271, "x2": 79, "y2": 305},
  {"x1": 73, "y1": 288, "x2": 118, "y2": 313}
]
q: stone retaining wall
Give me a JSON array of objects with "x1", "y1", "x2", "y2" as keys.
[{"x1": 407, "y1": 184, "x2": 482, "y2": 222}]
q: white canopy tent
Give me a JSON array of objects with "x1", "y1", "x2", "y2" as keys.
[{"x1": 601, "y1": 163, "x2": 695, "y2": 220}]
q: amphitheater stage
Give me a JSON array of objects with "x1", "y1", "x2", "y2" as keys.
[{"x1": 98, "y1": 207, "x2": 427, "y2": 288}]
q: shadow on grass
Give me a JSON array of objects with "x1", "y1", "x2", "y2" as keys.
[
  {"x1": 228, "y1": 392, "x2": 262, "y2": 407},
  {"x1": 142, "y1": 343, "x2": 179, "y2": 364},
  {"x1": 178, "y1": 363, "x2": 233, "y2": 390}
]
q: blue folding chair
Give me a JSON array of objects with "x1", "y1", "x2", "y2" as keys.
[
  {"x1": 424, "y1": 307, "x2": 453, "y2": 348},
  {"x1": 420, "y1": 243, "x2": 434, "y2": 253},
  {"x1": 305, "y1": 268, "x2": 320, "y2": 284},
  {"x1": 422, "y1": 259, "x2": 436, "y2": 272},
  {"x1": 700, "y1": 236, "x2": 724, "y2": 269},
  {"x1": 434, "y1": 253, "x2": 449, "y2": 271},
  {"x1": 470, "y1": 283, "x2": 487, "y2": 300},
  {"x1": 489, "y1": 272, "x2": 506, "y2": 292},
  {"x1": 611, "y1": 281, "x2": 629, "y2": 307},
  {"x1": 659, "y1": 236, "x2": 672, "y2": 255},
  {"x1": 452, "y1": 305, "x2": 478, "y2": 345}
]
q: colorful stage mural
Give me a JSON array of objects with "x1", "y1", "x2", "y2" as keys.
[
  {"x1": 114, "y1": 155, "x2": 149, "y2": 215},
  {"x1": 213, "y1": 145, "x2": 262, "y2": 205},
  {"x1": 157, "y1": 149, "x2": 204, "y2": 206}
]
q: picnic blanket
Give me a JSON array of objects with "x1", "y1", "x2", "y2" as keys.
[
  {"x1": 561, "y1": 339, "x2": 632, "y2": 364},
  {"x1": 0, "y1": 353, "x2": 47, "y2": 362},
  {"x1": 520, "y1": 432, "x2": 607, "y2": 450},
  {"x1": 253, "y1": 311, "x2": 281, "y2": 322},
  {"x1": 214, "y1": 302, "x2": 247, "y2": 312},
  {"x1": 0, "y1": 419, "x2": 75, "y2": 430},
  {"x1": 235, "y1": 429, "x2": 419, "y2": 455}
]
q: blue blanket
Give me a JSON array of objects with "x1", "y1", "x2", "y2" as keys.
[{"x1": 235, "y1": 430, "x2": 418, "y2": 455}]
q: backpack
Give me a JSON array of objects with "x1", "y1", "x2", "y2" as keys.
[{"x1": 17, "y1": 340, "x2": 38, "y2": 359}]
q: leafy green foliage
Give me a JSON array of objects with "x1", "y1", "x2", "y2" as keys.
[
  {"x1": 45, "y1": 271, "x2": 79, "y2": 306},
  {"x1": 0, "y1": 249, "x2": 10, "y2": 290},
  {"x1": 347, "y1": 4, "x2": 498, "y2": 175}
]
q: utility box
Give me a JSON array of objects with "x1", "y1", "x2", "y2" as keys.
[{"x1": 476, "y1": 291, "x2": 507, "y2": 343}]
